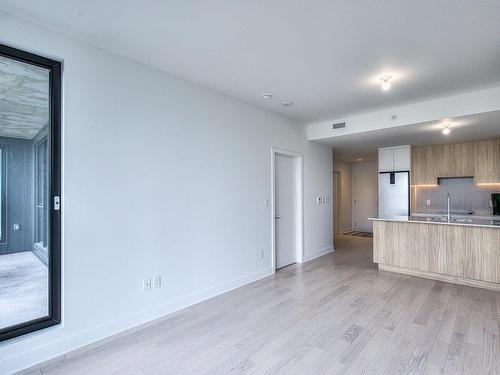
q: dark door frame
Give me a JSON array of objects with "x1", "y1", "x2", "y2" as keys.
[{"x1": 0, "y1": 43, "x2": 62, "y2": 342}]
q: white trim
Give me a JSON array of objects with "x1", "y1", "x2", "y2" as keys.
[
  {"x1": 270, "y1": 147, "x2": 304, "y2": 271},
  {"x1": 1, "y1": 267, "x2": 274, "y2": 374},
  {"x1": 302, "y1": 245, "x2": 335, "y2": 262}
]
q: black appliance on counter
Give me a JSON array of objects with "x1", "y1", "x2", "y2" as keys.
[{"x1": 493, "y1": 193, "x2": 500, "y2": 216}]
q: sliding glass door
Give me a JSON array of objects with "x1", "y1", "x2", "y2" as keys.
[{"x1": 0, "y1": 44, "x2": 61, "y2": 341}]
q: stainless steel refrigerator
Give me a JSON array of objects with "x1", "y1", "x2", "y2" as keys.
[{"x1": 378, "y1": 171, "x2": 410, "y2": 217}]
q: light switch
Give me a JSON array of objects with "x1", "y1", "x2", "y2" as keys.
[
  {"x1": 426, "y1": 199, "x2": 431, "y2": 206},
  {"x1": 317, "y1": 197, "x2": 322, "y2": 204},
  {"x1": 153, "y1": 275, "x2": 162, "y2": 288}
]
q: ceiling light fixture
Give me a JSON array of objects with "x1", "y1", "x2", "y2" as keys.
[
  {"x1": 380, "y1": 76, "x2": 392, "y2": 91},
  {"x1": 442, "y1": 126, "x2": 451, "y2": 135},
  {"x1": 261, "y1": 93, "x2": 272, "y2": 100},
  {"x1": 282, "y1": 101, "x2": 293, "y2": 107},
  {"x1": 357, "y1": 158, "x2": 363, "y2": 161}
]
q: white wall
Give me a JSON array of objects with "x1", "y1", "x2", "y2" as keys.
[
  {"x1": 0, "y1": 12, "x2": 333, "y2": 374},
  {"x1": 333, "y1": 159, "x2": 352, "y2": 232},
  {"x1": 351, "y1": 161, "x2": 378, "y2": 232}
]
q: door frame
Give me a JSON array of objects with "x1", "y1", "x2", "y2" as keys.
[
  {"x1": 333, "y1": 171, "x2": 341, "y2": 235},
  {"x1": 271, "y1": 147, "x2": 304, "y2": 272},
  {"x1": 353, "y1": 175, "x2": 358, "y2": 230},
  {"x1": 0, "y1": 43, "x2": 62, "y2": 342}
]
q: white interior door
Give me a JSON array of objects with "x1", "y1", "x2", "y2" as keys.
[{"x1": 275, "y1": 154, "x2": 298, "y2": 269}]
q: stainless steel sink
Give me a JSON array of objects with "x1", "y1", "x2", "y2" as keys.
[{"x1": 451, "y1": 218, "x2": 473, "y2": 223}]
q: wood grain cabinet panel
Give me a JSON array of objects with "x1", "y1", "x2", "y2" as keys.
[
  {"x1": 434, "y1": 142, "x2": 474, "y2": 178},
  {"x1": 453, "y1": 142, "x2": 475, "y2": 177},
  {"x1": 411, "y1": 138, "x2": 498, "y2": 185},
  {"x1": 411, "y1": 145, "x2": 437, "y2": 185},
  {"x1": 373, "y1": 220, "x2": 500, "y2": 290},
  {"x1": 474, "y1": 139, "x2": 500, "y2": 184},
  {"x1": 434, "y1": 144, "x2": 449, "y2": 178}
]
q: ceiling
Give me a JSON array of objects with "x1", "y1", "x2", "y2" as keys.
[
  {"x1": 0, "y1": 55, "x2": 49, "y2": 139},
  {"x1": 1, "y1": 1, "x2": 499, "y2": 122},
  {"x1": 327, "y1": 110, "x2": 500, "y2": 162}
]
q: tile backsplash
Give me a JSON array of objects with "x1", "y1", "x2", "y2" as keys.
[{"x1": 412, "y1": 177, "x2": 500, "y2": 216}]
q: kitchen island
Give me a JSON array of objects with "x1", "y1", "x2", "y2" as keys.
[{"x1": 370, "y1": 216, "x2": 500, "y2": 291}]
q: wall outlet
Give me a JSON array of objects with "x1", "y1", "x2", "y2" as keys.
[
  {"x1": 153, "y1": 275, "x2": 162, "y2": 289},
  {"x1": 143, "y1": 278, "x2": 152, "y2": 291},
  {"x1": 259, "y1": 250, "x2": 264, "y2": 259},
  {"x1": 426, "y1": 199, "x2": 431, "y2": 206}
]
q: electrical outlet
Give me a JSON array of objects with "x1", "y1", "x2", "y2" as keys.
[
  {"x1": 259, "y1": 250, "x2": 264, "y2": 259},
  {"x1": 153, "y1": 275, "x2": 162, "y2": 289},
  {"x1": 143, "y1": 278, "x2": 152, "y2": 291}
]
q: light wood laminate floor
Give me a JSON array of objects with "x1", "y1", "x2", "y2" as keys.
[{"x1": 19, "y1": 236, "x2": 500, "y2": 375}]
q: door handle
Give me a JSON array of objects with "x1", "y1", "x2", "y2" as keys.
[{"x1": 275, "y1": 216, "x2": 280, "y2": 219}]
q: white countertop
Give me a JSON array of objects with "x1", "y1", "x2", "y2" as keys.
[
  {"x1": 369, "y1": 215, "x2": 500, "y2": 229},
  {"x1": 411, "y1": 212, "x2": 499, "y2": 220}
]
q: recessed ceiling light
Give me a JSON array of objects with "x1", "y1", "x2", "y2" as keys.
[
  {"x1": 282, "y1": 101, "x2": 293, "y2": 107},
  {"x1": 380, "y1": 76, "x2": 392, "y2": 90},
  {"x1": 442, "y1": 127, "x2": 451, "y2": 135},
  {"x1": 357, "y1": 157, "x2": 363, "y2": 161},
  {"x1": 261, "y1": 93, "x2": 272, "y2": 100}
]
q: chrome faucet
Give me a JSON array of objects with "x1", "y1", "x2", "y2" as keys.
[{"x1": 447, "y1": 193, "x2": 451, "y2": 222}]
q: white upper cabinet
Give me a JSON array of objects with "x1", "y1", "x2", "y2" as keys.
[
  {"x1": 378, "y1": 146, "x2": 411, "y2": 172},
  {"x1": 378, "y1": 149, "x2": 394, "y2": 172},
  {"x1": 393, "y1": 146, "x2": 411, "y2": 171}
]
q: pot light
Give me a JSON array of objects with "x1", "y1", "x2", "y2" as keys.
[
  {"x1": 357, "y1": 157, "x2": 363, "y2": 161},
  {"x1": 442, "y1": 127, "x2": 451, "y2": 135},
  {"x1": 261, "y1": 93, "x2": 272, "y2": 100},
  {"x1": 380, "y1": 76, "x2": 392, "y2": 90},
  {"x1": 282, "y1": 101, "x2": 293, "y2": 107}
]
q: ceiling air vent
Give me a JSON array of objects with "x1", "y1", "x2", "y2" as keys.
[{"x1": 332, "y1": 122, "x2": 346, "y2": 130}]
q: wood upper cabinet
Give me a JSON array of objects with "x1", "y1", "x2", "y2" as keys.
[
  {"x1": 411, "y1": 137, "x2": 500, "y2": 185},
  {"x1": 474, "y1": 138, "x2": 500, "y2": 183},
  {"x1": 454, "y1": 142, "x2": 475, "y2": 177},
  {"x1": 411, "y1": 145, "x2": 437, "y2": 185},
  {"x1": 435, "y1": 142, "x2": 474, "y2": 178}
]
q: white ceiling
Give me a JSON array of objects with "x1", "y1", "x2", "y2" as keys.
[
  {"x1": 0, "y1": 55, "x2": 49, "y2": 139},
  {"x1": 1, "y1": 1, "x2": 499, "y2": 122},
  {"x1": 327, "y1": 110, "x2": 500, "y2": 162}
]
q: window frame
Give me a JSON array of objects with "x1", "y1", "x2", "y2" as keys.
[
  {"x1": 0, "y1": 146, "x2": 6, "y2": 244},
  {"x1": 0, "y1": 43, "x2": 62, "y2": 342}
]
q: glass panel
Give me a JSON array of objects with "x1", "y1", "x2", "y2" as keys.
[{"x1": 0, "y1": 55, "x2": 50, "y2": 330}]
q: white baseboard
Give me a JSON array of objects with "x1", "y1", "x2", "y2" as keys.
[
  {"x1": 302, "y1": 245, "x2": 334, "y2": 262},
  {"x1": 3, "y1": 267, "x2": 274, "y2": 375}
]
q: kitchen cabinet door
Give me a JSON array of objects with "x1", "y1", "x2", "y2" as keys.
[
  {"x1": 378, "y1": 148, "x2": 394, "y2": 172},
  {"x1": 453, "y1": 142, "x2": 474, "y2": 177},
  {"x1": 393, "y1": 146, "x2": 411, "y2": 171},
  {"x1": 411, "y1": 145, "x2": 437, "y2": 185},
  {"x1": 474, "y1": 139, "x2": 500, "y2": 183}
]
